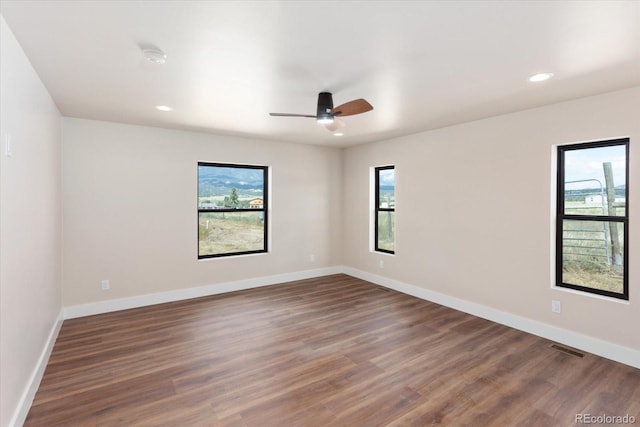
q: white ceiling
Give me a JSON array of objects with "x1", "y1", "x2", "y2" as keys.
[{"x1": 2, "y1": 1, "x2": 639, "y2": 147}]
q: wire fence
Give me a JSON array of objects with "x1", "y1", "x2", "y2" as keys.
[{"x1": 563, "y1": 179, "x2": 625, "y2": 269}]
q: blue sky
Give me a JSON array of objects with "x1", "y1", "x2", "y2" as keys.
[
  {"x1": 379, "y1": 169, "x2": 395, "y2": 187},
  {"x1": 564, "y1": 145, "x2": 626, "y2": 189}
]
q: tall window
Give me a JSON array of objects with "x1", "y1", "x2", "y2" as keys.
[
  {"x1": 375, "y1": 166, "x2": 395, "y2": 253},
  {"x1": 556, "y1": 138, "x2": 629, "y2": 300},
  {"x1": 198, "y1": 162, "x2": 268, "y2": 258}
]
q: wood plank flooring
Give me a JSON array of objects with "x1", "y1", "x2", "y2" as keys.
[{"x1": 25, "y1": 274, "x2": 640, "y2": 426}]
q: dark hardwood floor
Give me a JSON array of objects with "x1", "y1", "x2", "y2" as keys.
[{"x1": 26, "y1": 274, "x2": 640, "y2": 426}]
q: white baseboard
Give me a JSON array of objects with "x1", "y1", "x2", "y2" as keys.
[
  {"x1": 9, "y1": 309, "x2": 64, "y2": 427},
  {"x1": 62, "y1": 265, "x2": 639, "y2": 369},
  {"x1": 343, "y1": 267, "x2": 640, "y2": 370},
  {"x1": 63, "y1": 266, "x2": 343, "y2": 319}
]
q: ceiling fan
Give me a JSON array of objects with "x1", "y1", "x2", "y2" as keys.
[{"x1": 270, "y1": 92, "x2": 373, "y2": 132}]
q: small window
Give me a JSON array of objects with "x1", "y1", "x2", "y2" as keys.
[
  {"x1": 375, "y1": 166, "x2": 395, "y2": 253},
  {"x1": 556, "y1": 138, "x2": 629, "y2": 299},
  {"x1": 198, "y1": 162, "x2": 268, "y2": 258}
]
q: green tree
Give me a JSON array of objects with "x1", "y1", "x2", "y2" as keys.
[{"x1": 229, "y1": 188, "x2": 239, "y2": 208}]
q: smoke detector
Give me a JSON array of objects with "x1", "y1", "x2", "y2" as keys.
[{"x1": 142, "y1": 47, "x2": 167, "y2": 64}]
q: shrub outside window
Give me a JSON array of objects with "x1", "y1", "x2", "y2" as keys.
[
  {"x1": 556, "y1": 138, "x2": 629, "y2": 300},
  {"x1": 198, "y1": 162, "x2": 268, "y2": 258},
  {"x1": 375, "y1": 166, "x2": 395, "y2": 254}
]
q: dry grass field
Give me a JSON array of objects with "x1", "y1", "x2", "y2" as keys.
[{"x1": 199, "y1": 213, "x2": 264, "y2": 256}]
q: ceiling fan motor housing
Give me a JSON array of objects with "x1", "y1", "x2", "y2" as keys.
[{"x1": 317, "y1": 92, "x2": 334, "y2": 120}]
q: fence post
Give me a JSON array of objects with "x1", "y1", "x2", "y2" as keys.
[{"x1": 603, "y1": 162, "x2": 622, "y2": 266}]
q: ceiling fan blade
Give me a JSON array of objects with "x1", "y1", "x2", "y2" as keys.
[
  {"x1": 331, "y1": 99, "x2": 373, "y2": 117},
  {"x1": 325, "y1": 117, "x2": 345, "y2": 132},
  {"x1": 269, "y1": 112, "x2": 316, "y2": 118}
]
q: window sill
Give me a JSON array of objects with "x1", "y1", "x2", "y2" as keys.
[{"x1": 551, "y1": 285, "x2": 630, "y2": 304}]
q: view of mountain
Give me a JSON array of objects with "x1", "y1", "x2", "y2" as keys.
[{"x1": 198, "y1": 165, "x2": 264, "y2": 198}]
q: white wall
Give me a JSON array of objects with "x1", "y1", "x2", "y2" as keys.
[
  {"x1": 62, "y1": 118, "x2": 343, "y2": 307},
  {"x1": 0, "y1": 16, "x2": 62, "y2": 427},
  {"x1": 343, "y1": 86, "x2": 640, "y2": 353}
]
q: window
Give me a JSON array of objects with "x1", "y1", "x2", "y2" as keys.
[
  {"x1": 375, "y1": 166, "x2": 395, "y2": 253},
  {"x1": 198, "y1": 162, "x2": 268, "y2": 258},
  {"x1": 556, "y1": 138, "x2": 629, "y2": 299}
]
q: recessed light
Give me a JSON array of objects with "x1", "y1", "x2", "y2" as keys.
[
  {"x1": 529, "y1": 72, "x2": 554, "y2": 82},
  {"x1": 155, "y1": 105, "x2": 173, "y2": 112},
  {"x1": 333, "y1": 132, "x2": 344, "y2": 137}
]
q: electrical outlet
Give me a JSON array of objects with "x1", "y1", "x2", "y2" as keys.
[
  {"x1": 101, "y1": 279, "x2": 110, "y2": 291},
  {"x1": 379, "y1": 260, "x2": 384, "y2": 269},
  {"x1": 309, "y1": 254, "x2": 315, "y2": 262},
  {"x1": 551, "y1": 300, "x2": 561, "y2": 314}
]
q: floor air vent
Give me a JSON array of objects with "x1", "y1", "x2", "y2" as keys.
[{"x1": 551, "y1": 344, "x2": 585, "y2": 358}]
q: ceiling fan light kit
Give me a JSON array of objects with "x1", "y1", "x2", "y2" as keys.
[{"x1": 325, "y1": 117, "x2": 345, "y2": 132}]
